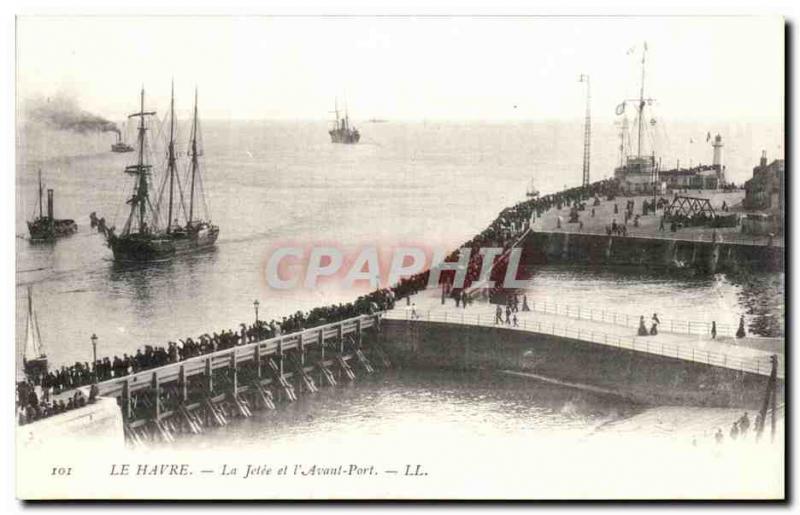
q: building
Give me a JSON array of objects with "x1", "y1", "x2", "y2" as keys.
[
  {"x1": 741, "y1": 151, "x2": 784, "y2": 235},
  {"x1": 614, "y1": 155, "x2": 658, "y2": 194},
  {"x1": 659, "y1": 164, "x2": 722, "y2": 190},
  {"x1": 744, "y1": 151, "x2": 784, "y2": 213},
  {"x1": 614, "y1": 134, "x2": 726, "y2": 193}
]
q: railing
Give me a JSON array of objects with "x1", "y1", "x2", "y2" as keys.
[
  {"x1": 399, "y1": 310, "x2": 781, "y2": 378},
  {"x1": 533, "y1": 226, "x2": 783, "y2": 248},
  {"x1": 88, "y1": 313, "x2": 381, "y2": 398},
  {"x1": 523, "y1": 299, "x2": 737, "y2": 338}
]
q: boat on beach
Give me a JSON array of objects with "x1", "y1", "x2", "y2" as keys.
[{"x1": 97, "y1": 85, "x2": 219, "y2": 262}]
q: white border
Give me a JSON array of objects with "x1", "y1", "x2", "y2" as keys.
[{"x1": 2, "y1": 1, "x2": 796, "y2": 511}]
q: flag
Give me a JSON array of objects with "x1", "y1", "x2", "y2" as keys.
[
  {"x1": 615, "y1": 102, "x2": 626, "y2": 115},
  {"x1": 644, "y1": 41, "x2": 648, "y2": 51},
  {"x1": 626, "y1": 46, "x2": 635, "y2": 55},
  {"x1": 706, "y1": 132, "x2": 711, "y2": 142}
]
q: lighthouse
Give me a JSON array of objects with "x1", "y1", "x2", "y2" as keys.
[
  {"x1": 712, "y1": 134, "x2": 725, "y2": 185},
  {"x1": 712, "y1": 134, "x2": 724, "y2": 166}
]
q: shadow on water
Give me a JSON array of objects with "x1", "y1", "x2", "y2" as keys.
[{"x1": 107, "y1": 247, "x2": 220, "y2": 304}]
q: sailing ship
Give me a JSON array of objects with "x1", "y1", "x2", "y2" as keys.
[
  {"x1": 26, "y1": 169, "x2": 78, "y2": 241},
  {"x1": 526, "y1": 177, "x2": 540, "y2": 198},
  {"x1": 23, "y1": 286, "x2": 48, "y2": 382},
  {"x1": 98, "y1": 85, "x2": 219, "y2": 262},
  {"x1": 328, "y1": 99, "x2": 360, "y2": 144}
]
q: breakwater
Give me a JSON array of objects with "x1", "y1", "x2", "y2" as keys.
[
  {"x1": 380, "y1": 318, "x2": 782, "y2": 410},
  {"x1": 521, "y1": 230, "x2": 784, "y2": 273}
]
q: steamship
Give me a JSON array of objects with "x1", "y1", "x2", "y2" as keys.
[
  {"x1": 97, "y1": 85, "x2": 219, "y2": 262},
  {"x1": 111, "y1": 129, "x2": 134, "y2": 153},
  {"x1": 26, "y1": 170, "x2": 78, "y2": 241},
  {"x1": 329, "y1": 99, "x2": 360, "y2": 144}
]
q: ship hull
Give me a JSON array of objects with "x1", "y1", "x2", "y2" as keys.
[
  {"x1": 329, "y1": 129, "x2": 360, "y2": 144},
  {"x1": 23, "y1": 357, "x2": 48, "y2": 383},
  {"x1": 27, "y1": 218, "x2": 78, "y2": 241},
  {"x1": 108, "y1": 225, "x2": 219, "y2": 262}
]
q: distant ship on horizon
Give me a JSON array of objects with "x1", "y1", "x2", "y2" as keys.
[
  {"x1": 111, "y1": 127, "x2": 134, "y2": 153},
  {"x1": 329, "y1": 99, "x2": 360, "y2": 144},
  {"x1": 97, "y1": 85, "x2": 219, "y2": 262}
]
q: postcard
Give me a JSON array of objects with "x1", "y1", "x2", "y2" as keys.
[{"x1": 15, "y1": 15, "x2": 785, "y2": 500}]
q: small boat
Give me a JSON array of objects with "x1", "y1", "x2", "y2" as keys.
[
  {"x1": 27, "y1": 169, "x2": 78, "y2": 241},
  {"x1": 329, "y1": 99, "x2": 360, "y2": 144},
  {"x1": 526, "y1": 177, "x2": 540, "y2": 198},
  {"x1": 23, "y1": 286, "x2": 48, "y2": 382}
]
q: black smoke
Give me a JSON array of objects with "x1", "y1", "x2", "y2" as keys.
[{"x1": 26, "y1": 95, "x2": 120, "y2": 136}]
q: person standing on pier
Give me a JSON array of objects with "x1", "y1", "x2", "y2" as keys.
[
  {"x1": 638, "y1": 316, "x2": 648, "y2": 336},
  {"x1": 729, "y1": 421, "x2": 739, "y2": 441},
  {"x1": 736, "y1": 316, "x2": 746, "y2": 338},
  {"x1": 739, "y1": 412, "x2": 750, "y2": 437},
  {"x1": 522, "y1": 295, "x2": 530, "y2": 312},
  {"x1": 495, "y1": 305, "x2": 503, "y2": 325},
  {"x1": 711, "y1": 321, "x2": 717, "y2": 340}
]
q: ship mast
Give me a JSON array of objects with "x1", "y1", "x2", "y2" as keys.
[
  {"x1": 166, "y1": 80, "x2": 177, "y2": 234},
  {"x1": 124, "y1": 88, "x2": 156, "y2": 235},
  {"x1": 188, "y1": 87, "x2": 199, "y2": 225},
  {"x1": 37, "y1": 169, "x2": 43, "y2": 219},
  {"x1": 636, "y1": 42, "x2": 647, "y2": 158},
  {"x1": 24, "y1": 286, "x2": 44, "y2": 359}
]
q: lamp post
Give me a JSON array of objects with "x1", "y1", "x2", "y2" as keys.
[
  {"x1": 253, "y1": 299, "x2": 260, "y2": 325},
  {"x1": 90, "y1": 333, "x2": 98, "y2": 383}
]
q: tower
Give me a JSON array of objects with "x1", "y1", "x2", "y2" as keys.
[
  {"x1": 712, "y1": 134, "x2": 724, "y2": 167},
  {"x1": 579, "y1": 74, "x2": 591, "y2": 188}
]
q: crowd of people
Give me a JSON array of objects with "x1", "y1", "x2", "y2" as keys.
[
  {"x1": 18, "y1": 177, "x2": 623, "y2": 423},
  {"x1": 17, "y1": 381, "x2": 96, "y2": 426}
]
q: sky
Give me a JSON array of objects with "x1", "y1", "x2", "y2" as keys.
[{"x1": 16, "y1": 16, "x2": 784, "y2": 122}]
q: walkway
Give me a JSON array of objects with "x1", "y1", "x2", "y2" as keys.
[{"x1": 385, "y1": 289, "x2": 784, "y2": 379}]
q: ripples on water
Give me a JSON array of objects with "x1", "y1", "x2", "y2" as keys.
[{"x1": 165, "y1": 369, "x2": 640, "y2": 452}]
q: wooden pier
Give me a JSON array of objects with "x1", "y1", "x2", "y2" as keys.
[{"x1": 82, "y1": 314, "x2": 388, "y2": 445}]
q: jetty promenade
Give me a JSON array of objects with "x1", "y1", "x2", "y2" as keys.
[
  {"x1": 384, "y1": 289, "x2": 783, "y2": 379},
  {"x1": 67, "y1": 314, "x2": 388, "y2": 444},
  {"x1": 532, "y1": 190, "x2": 784, "y2": 247}
]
